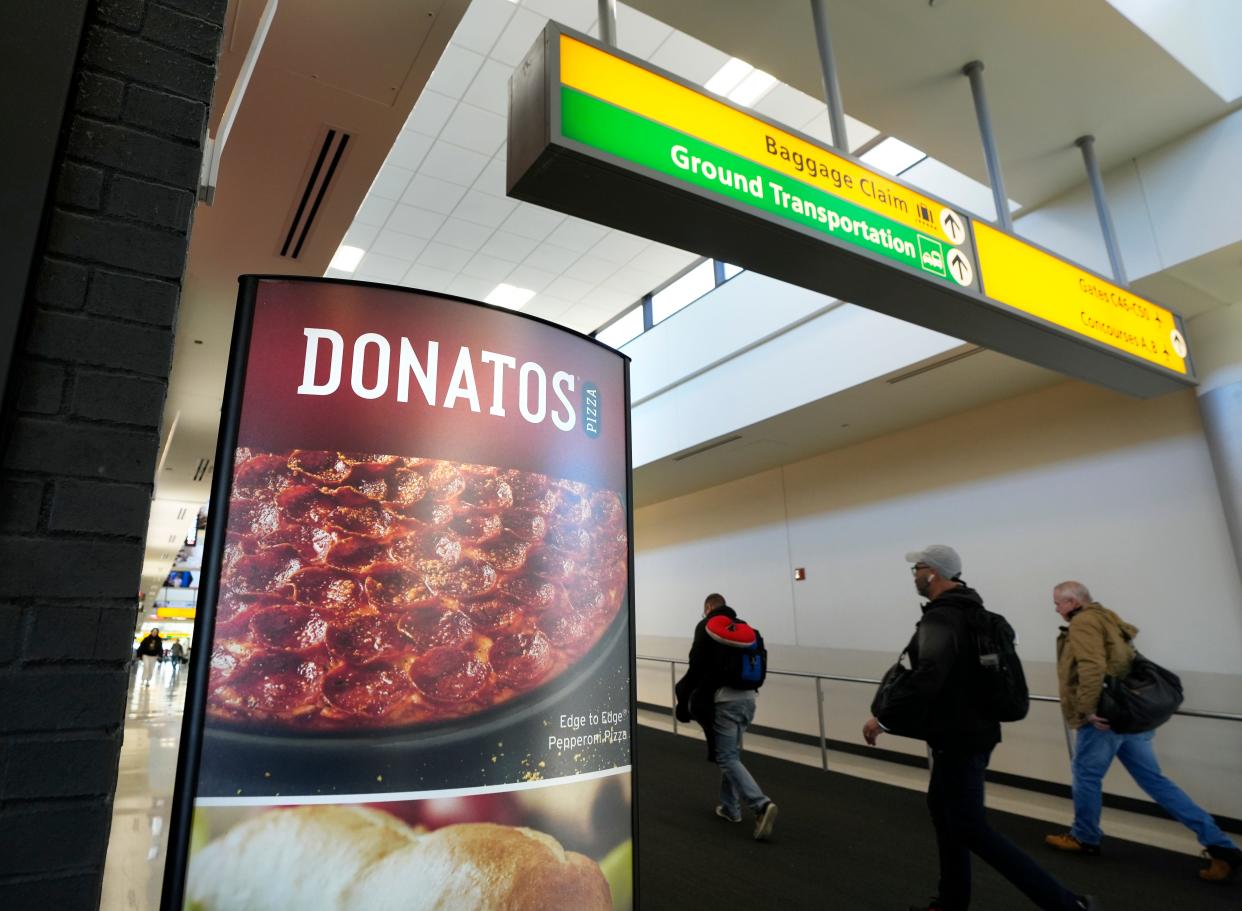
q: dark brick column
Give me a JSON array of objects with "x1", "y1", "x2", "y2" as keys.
[{"x1": 0, "y1": 1, "x2": 225, "y2": 907}]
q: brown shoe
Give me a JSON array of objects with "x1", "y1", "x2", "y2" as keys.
[
  {"x1": 1045, "y1": 832, "x2": 1101, "y2": 855},
  {"x1": 1199, "y1": 845, "x2": 1242, "y2": 882}
]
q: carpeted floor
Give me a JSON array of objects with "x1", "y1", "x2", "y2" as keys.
[{"x1": 635, "y1": 726, "x2": 1239, "y2": 910}]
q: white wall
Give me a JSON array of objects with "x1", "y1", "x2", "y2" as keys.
[{"x1": 634, "y1": 379, "x2": 1242, "y2": 819}]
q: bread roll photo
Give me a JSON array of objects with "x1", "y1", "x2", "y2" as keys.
[{"x1": 186, "y1": 805, "x2": 612, "y2": 911}]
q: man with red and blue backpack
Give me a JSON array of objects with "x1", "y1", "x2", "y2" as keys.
[{"x1": 675, "y1": 592, "x2": 778, "y2": 841}]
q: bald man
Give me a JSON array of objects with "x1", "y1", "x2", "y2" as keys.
[{"x1": 1046, "y1": 581, "x2": 1241, "y2": 883}]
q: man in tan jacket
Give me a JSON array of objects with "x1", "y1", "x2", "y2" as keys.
[{"x1": 1044, "y1": 581, "x2": 1242, "y2": 883}]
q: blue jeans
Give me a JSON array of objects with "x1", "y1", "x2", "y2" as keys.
[
  {"x1": 930, "y1": 749, "x2": 1081, "y2": 911},
  {"x1": 1071, "y1": 724, "x2": 1236, "y2": 849},
  {"x1": 713, "y1": 697, "x2": 769, "y2": 817}
]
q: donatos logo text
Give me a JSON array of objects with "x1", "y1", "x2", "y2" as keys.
[{"x1": 297, "y1": 327, "x2": 578, "y2": 432}]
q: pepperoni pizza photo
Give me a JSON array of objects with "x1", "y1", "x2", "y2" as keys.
[{"x1": 207, "y1": 448, "x2": 629, "y2": 733}]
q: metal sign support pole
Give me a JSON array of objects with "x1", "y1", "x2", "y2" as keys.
[
  {"x1": 962, "y1": 60, "x2": 1013, "y2": 231},
  {"x1": 1075, "y1": 134, "x2": 1128, "y2": 285},
  {"x1": 597, "y1": 0, "x2": 617, "y2": 47},
  {"x1": 815, "y1": 677, "x2": 829, "y2": 771},
  {"x1": 669, "y1": 661, "x2": 678, "y2": 733},
  {"x1": 810, "y1": 0, "x2": 849, "y2": 152}
]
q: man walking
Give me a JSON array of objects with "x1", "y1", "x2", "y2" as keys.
[
  {"x1": 136, "y1": 627, "x2": 163, "y2": 687},
  {"x1": 864, "y1": 546, "x2": 1098, "y2": 911},
  {"x1": 1045, "y1": 580, "x2": 1242, "y2": 882},
  {"x1": 675, "y1": 593, "x2": 778, "y2": 841}
]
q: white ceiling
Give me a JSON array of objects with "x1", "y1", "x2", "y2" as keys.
[{"x1": 138, "y1": 0, "x2": 1241, "y2": 605}]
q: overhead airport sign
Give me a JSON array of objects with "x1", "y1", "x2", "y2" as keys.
[{"x1": 507, "y1": 25, "x2": 1194, "y2": 397}]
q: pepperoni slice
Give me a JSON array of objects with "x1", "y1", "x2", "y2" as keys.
[
  {"x1": 323, "y1": 662, "x2": 410, "y2": 717},
  {"x1": 410, "y1": 647, "x2": 490, "y2": 702},
  {"x1": 390, "y1": 467, "x2": 428, "y2": 506},
  {"x1": 328, "y1": 503, "x2": 393, "y2": 537},
  {"x1": 276, "y1": 485, "x2": 334, "y2": 524},
  {"x1": 326, "y1": 613, "x2": 403, "y2": 664},
  {"x1": 516, "y1": 486, "x2": 560, "y2": 515},
  {"x1": 527, "y1": 548, "x2": 575, "y2": 582},
  {"x1": 233, "y1": 454, "x2": 296, "y2": 498},
  {"x1": 290, "y1": 450, "x2": 350, "y2": 484},
  {"x1": 499, "y1": 576, "x2": 563, "y2": 611},
  {"x1": 427, "y1": 462, "x2": 465, "y2": 501},
  {"x1": 240, "y1": 651, "x2": 325, "y2": 713},
  {"x1": 490, "y1": 631, "x2": 553, "y2": 685},
  {"x1": 325, "y1": 536, "x2": 386, "y2": 570},
  {"x1": 396, "y1": 608, "x2": 473, "y2": 652},
  {"x1": 227, "y1": 546, "x2": 302, "y2": 595},
  {"x1": 250, "y1": 604, "x2": 327, "y2": 650},
  {"x1": 339, "y1": 452, "x2": 399, "y2": 467},
  {"x1": 365, "y1": 564, "x2": 435, "y2": 610},
  {"x1": 450, "y1": 511, "x2": 502, "y2": 542},
  {"x1": 422, "y1": 558, "x2": 497, "y2": 599},
  {"x1": 481, "y1": 534, "x2": 529, "y2": 572},
  {"x1": 569, "y1": 580, "x2": 606, "y2": 616},
  {"x1": 591, "y1": 491, "x2": 624, "y2": 526},
  {"x1": 539, "y1": 609, "x2": 589, "y2": 647},
  {"x1": 460, "y1": 476, "x2": 513, "y2": 511},
  {"x1": 407, "y1": 498, "x2": 454, "y2": 526},
  {"x1": 501, "y1": 509, "x2": 547, "y2": 542},
  {"x1": 465, "y1": 596, "x2": 522, "y2": 632},
  {"x1": 291, "y1": 566, "x2": 364, "y2": 612},
  {"x1": 502, "y1": 469, "x2": 550, "y2": 500},
  {"x1": 548, "y1": 523, "x2": 592, "y2": 556},
  {"x1": 260, "y1": 523, "x2": 339, "y2": 561},
  {"x1": 227, "y1": 498, "x2": 279, "y2": 537},
  {"x1": 554, "y1": 492, "x2": 592, "y2": 525},
  {"x1": 388, "y1": 528, "x2": 461, "y2": 566}
]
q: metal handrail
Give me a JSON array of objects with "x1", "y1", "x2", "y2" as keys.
[{"x1": 636, "y1": 653, "x2": 1242, "y2": 773}]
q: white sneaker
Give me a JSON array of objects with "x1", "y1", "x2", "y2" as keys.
[
  {"x1": 753, "y1": 801, "x2": 778, "y2": 841},
  {"x1": 715, "y1": 805, "x2": 741, "y2": 823}
]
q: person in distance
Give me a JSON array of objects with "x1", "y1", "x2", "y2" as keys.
[{"x1": 1044, "y1": 580, "x2": 1242, "y2": 883}]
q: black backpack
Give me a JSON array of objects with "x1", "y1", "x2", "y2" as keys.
[
  {"x1": 967, "y1": 609, "x2": 1029, "y2": 722},
  {"x1": 706, "y1": 615, "x2": 767, "y2": 690}
]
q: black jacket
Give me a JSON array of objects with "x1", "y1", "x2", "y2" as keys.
[
  {"x1": 674, "y1": 605, "x2": 738, "y2": 759},
  {"x1": 877, "y1": 583, "x2": 1000, "y2": 753},
  {"x1": 137, "y1": 634, "x2": 163, "y2": 658}
]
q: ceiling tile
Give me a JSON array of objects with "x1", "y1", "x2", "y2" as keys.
[
  {"x1": 425, "y1": 44, "x2": 485, "y2": 100},
  {"x1": 447, "y1": 274, "x2": 497, "y2": 301},
  {"x1": 439, "y1": 103, "x2": 507, "y2": 157},
  {"x1": 420, "y1": 141, "x2": 491, "y2": 187},
  {"x1": 354, "y1": 194, "x2": 396, "y2": 226},
  {"x1": 544, "y1": 216, "x2": 610, "y2": 252},
  {"x1": 472, "y1": 156, "x2": 507, "y2": 197},
  {"x1": 386, "y1": 204, "x2": 447, "y2": 239},
  {"x1": 560, "y1": 304, "x2": 609, "y2": 333},
  {"x1": 368, "y1": 163, "x2": 414, "y2": 201},
  {"x1": 462, "y1": 59, "x2": 514, "y2": 116},
  {"x1": 616, "y1": 4, "x2": 674, "y2": 58},
  {"x1": 545, "y1": 274, "x2": 595, "y2": 301},
  {"x1": 479, "y1": 230, "x2": 539, "y2": 262},
  {"x1": 504, "y1": 262, "x2": 558, "y2": 292},
  {"x1": 638, "y1": 243, "x2": 699, "y2": 276},
  {"x1": 524, "y1": 242, "x2": 580, "y2": 273},
  {"x1": 342, "y1": 223, "x2": 379, "y2": 248},
  {"x1": 386, "y1": 130, "x2": 434, "y2": 171},
  {"x1": 490, "y1": 8, "x2": 549, "y2": 66},
  {"x1": 401, "y1": 173, "x2": 468, "y2": 215},
  {"x1": 417, "y1": 241, "x2": 473, "y2": 272},
  {"x1": 563, "y1": 254, "x2": 616, "y2": 284},
  {"x1": 648, "y1": 30, "x2": 729, "y2": 85},
  {"x1": 402, "y1": 263, "x2": 457, "y2": 292},
  {"x1": 500, "y1": 203, "x2": 565, "y2": 240},
  {"x1": 434, "y1": 216, "x2": 494, "y2": 251},
  {"x1": 324, "y1": 266, "x2": 352, "y2": 279},
  {"x1": 370, "y1": 229, "x2": 427, "y2": 261},
  {"x1": 460, "y1": 252, "x2": 518, "y2": 283},
  {"x1": 607, "y1": 264, "x2": 668, "y2": 297},
  {"x1": 405, "y1": 90, "x2": 457, "y2": 137},
  {"x1": 754, "y1": 84, "x2": 825, "y2": 132},
  {"x1": 356, "y1": 252, "x2": 413, "y2": 282},
  {"x1": 521, "y1": 0, "x2": 594, "y2": 31},
  {"x1": 449, "y1": 0, "x2": 516, "y2": 56},
  {"x1": 523, "y1": 295, "x2": 576, "y2": 321},
  {"x1": 582, "y1": 288, "x2": 638, "y2": 312},
  {"x1": 453, "y1": 189, "x2": 517, "y2": 228},
  {"x1": 588, "y1": 230, "x2": 650, "y2": 264},
  {"x1": 844, "y1": 114, "x2": 880, "y2": 153}
]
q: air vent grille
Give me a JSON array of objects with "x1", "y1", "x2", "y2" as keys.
[
  {"x1": 281, "y1": 127, "x2": 351, "y2": 259},
  {"x1": 193, "y1": 458, "x2": 212, "y2": 482},
  {"x1": 886, "y1": 346, "x2": 984, "y2": 384},
  {"x1": 672, "y1": 434, "x2": 743, "y2": 462}
]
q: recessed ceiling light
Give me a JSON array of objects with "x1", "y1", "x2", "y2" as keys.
[
  {"x1": 485, "y1": 283, "x2": 536, "y2": 310},
  {"x1": 728, "y1": 69, "x2": 776, "y2": 107},
  {"x1": 705, "y1": 57, "x2": 753, "y2": 96},
  {"x1": 328, "y1": 244, "x2": 366, "y2": 272},
  {"x1": 859, "y1": 136, "x2": 927, "y2": 175}
]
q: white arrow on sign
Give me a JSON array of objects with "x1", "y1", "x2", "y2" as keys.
[
  {"x1": 947, "y1": 248, "x2": 974, "y2": 287},
  {"x1": 940, "y1": 207, "x2": 966, "y2": 246},
  {"x1": 1170, "y1": 329, "x2": 1187, "y2": 358}
]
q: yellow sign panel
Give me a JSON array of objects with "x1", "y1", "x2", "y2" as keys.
[
  {"x1": 157, "y1": 607, "x2": 196, "y2": 619},
  {"x1": 559, "y1": 35, "x2": 957, "y2": 244},
  {"x1": 974, "y1": 223, "x2": 1188, "y2": 374}
]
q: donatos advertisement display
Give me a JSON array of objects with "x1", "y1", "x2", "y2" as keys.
[{"x1": 162, "y1": 277, "x2": 636, "y2": 911}]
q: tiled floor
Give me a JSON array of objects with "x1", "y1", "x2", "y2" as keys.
[{"x1": 99, "y1": 662, "x2": 188, "y2": 911}]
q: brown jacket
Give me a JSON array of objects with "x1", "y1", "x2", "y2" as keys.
[{"x1": 1056, "y1": 603, "x2": 1137, "y2": 728}]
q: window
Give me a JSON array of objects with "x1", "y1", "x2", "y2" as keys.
[
  {"x1": 650, "y1": 259, "x2": 716, "y2": 325},
  {"x1": 595, "y1": 306, "x2": 645, "y2": 349}
]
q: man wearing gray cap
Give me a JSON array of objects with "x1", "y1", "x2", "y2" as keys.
[{"x1": 863, "y1": 546, "x2": 1098, "y2": 911}]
